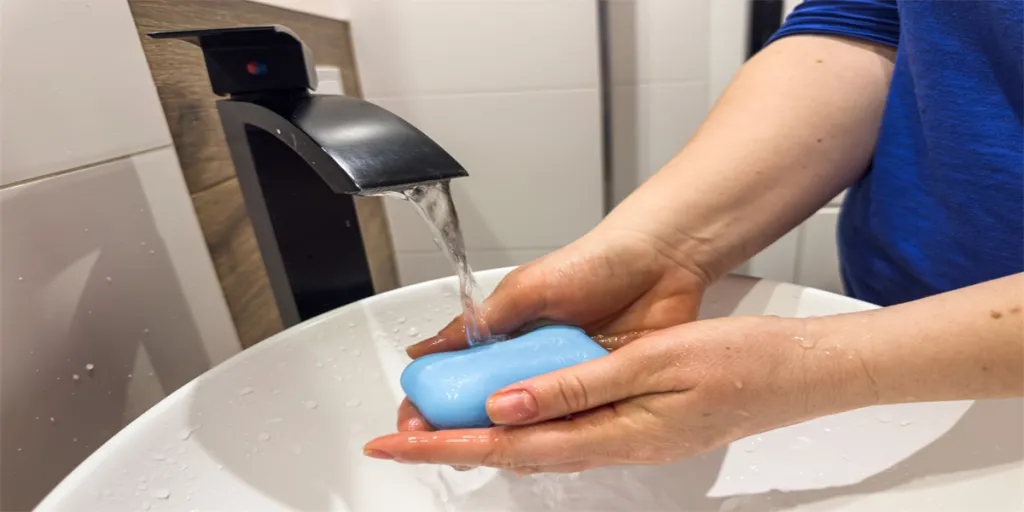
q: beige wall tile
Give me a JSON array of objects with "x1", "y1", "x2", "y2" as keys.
[
  {"x1": 352, "y1": 0, "x2": 600, "y2": 97},
  {"x1": 0, "y1": 149, "x2": 239, "y2": 510},
  {"x1": 610, "y1": 82, "x2": 708, "y2": 205},
  {"x1": 606, "y1": 0, "x2": 711, "y2": 87},
  {"x1": 0, "y1": 0, "x2": 172, "y2": 185},
  {"x1": 376, "y1": 90, "x2": 604, "y2": 253}
]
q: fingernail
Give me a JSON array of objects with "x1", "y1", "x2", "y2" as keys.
[
  {"x1": 487, "y1": 389, "x2": 539, "y2": 424},
  {"x1": 406, "y1": 336, "x2": 444, "y2": 358},
  {"x1": 364, "y1": 449, "x2": 394, "y2": 460}
]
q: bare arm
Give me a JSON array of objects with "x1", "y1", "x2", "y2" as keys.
[
  {"x1": 600, "y1": 35, "x2": 897, "y2": 282},
  {"x1": 820, "y1": 273, "x2": 1024, "y2": 405}
]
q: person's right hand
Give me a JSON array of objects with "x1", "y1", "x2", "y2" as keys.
[{"x1": 398, "y1": 225, "x2": 712, "y2": 432}]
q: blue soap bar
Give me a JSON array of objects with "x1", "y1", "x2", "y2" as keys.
[{"x1": 400, "y1": 325, "x2": 607, "y2": 429}]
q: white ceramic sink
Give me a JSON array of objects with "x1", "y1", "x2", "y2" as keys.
[{"x1": 38, "y1": 269, "x2": 1023, "y2": 511}]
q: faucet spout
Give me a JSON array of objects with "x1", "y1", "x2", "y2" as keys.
[
  {"x1": 151, "y1": 25, "x2": 467, "y2": 195},
  {"x1": 150, "y1": 25, "x2": 468, "y2": 325},
  {"x1": 218, "y1": 94, "x2": 468, "y2": 195}
]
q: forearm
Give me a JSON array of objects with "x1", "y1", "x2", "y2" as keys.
[
  {"x1": 600, "y1": 35, "x2": 896, "y2": 281},
  {"x1": 816, "y1": 274, "x2": 1024, "y2": 407}
]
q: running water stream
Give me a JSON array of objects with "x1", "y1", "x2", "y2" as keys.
[{"x1": 392, "y1": 181, "x2": 494, "y2": 345}]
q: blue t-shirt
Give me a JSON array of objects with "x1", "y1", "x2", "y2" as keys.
[{"x1": 769, "y1": 0, "x2": 1023, "y2": 306}]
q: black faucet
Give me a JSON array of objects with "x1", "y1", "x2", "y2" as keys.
[{"x1": 150, "y1": 25, "x2": 467, "y2": 327}]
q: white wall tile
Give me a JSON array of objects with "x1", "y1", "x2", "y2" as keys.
[
  {"x1": 610, "y1": 82, "x2": 708, "y2": 205},
  {"x1": 606, "y1": 0, "x2": 711, "y2": 86},
  {"x1": 707, "y1": 0, "x2": 748, "y2": 108},
  {"x1": 0, "y1": 0, "x2": 172, "y2": 185},
  {"x1": 247, "y1": 0, "x2": 351, "y2": 20},
  {"x1": 376, "y1": 89, "x2": 604, "y2": 252},
  {"x1": 395, "y1": 248, "x2": 551, "y2": 286},
  {"x1": 795, "y1": 207, "x2": 844, "y2": 294},
  {"x1": 0, "y1": 150, "x2": 240, "y2": 510},
  {"x1": 351, "y1": 0, "x2": 600, "y2": 97}
]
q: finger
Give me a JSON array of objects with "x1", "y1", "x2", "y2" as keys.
[
  {"x1": 363, "y1": 406, "x2": 630, "y2": 469},
  {"x1": 485, "y1": 337, "x2": 669, "y2": 425},
  {"x1": 406, "y1": 265, "x2": 548, "y2": 358},
  {"x1": 397, "y1": 398, "x2": 434, "y2": 432}
]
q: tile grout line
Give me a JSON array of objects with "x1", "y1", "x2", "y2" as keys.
[{"x1": 0, "y1": 144, "x2": 175, "y2": 191}]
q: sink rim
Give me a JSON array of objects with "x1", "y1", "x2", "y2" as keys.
[{"x1": 45, "y1": 268, "x2": 1002, "y2": 511}]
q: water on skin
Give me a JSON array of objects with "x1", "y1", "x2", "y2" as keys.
[{"x1": 392, "y1": 181, "x2": 495, "y2": 345}]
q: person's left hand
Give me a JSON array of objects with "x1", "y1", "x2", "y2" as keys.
[{"x1": 363, "y1": 315, "x2": 879, "y2": 474}]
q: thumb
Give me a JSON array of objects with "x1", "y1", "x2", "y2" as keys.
[
  {"x1": 485, "y1": 340, "x2": 661, "y2": 425},
  {"x1": 406, "y1": 265, "x2": 548, "y2": 358}
]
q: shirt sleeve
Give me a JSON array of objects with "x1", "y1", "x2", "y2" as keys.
[{"x1": 767, "y1": 0, "x2": 901, "y2": 49}]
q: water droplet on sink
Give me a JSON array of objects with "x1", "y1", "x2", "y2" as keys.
[
  {"x1": 152, "y1": 489, "x2": 170, "y2": 500},
  {"x1": 105, "y1": 277, "x2": 112, "y2": 283},
  {"x1": 17, "y1": 276, "x2": 23, "y2": 281},
  {"x1": 178, "y1": 425, "x2": 199, "y2": 440},
  {"x1": 304, "y1": 400, "x2": 318, "y2": 409},
  {"x1": 900, "y1": 420, "x2": 913, "y2": 427},
  {"x1": 345, "y1": 400, "x2": 360, "y2": 407},
  {"x1": 397, "y1": 316, "x2": 406, "y2": 324},
  {"x1": 876, "y1": 414, "x2": 893, "y2": 423},
  {"x1": 347, "y1": 322, "x2": 355, "y2": 328},
  {"x1": 49, "y1": 417, "x2": 56, "y2": 424},
  {"x1": 72, "y1": 374, "x2": 80, "y2": 381},
  {"x1": 85, "y1": 363, "x2": 95, "y2": 372},
  {"x1": 732, "y1": 380, "x2": 744, "y2": 390},
  {"x1": 392, "y1": 327, "x2": 400, "y2": 334},
  {"x1": 154, "y1": 453, "x2": 166, "y2": 461},
  {"x1": 408, "y1": 328, "x2": 420, "y2": 338},
  {"x1": 257, "y1": 432, "x2": 271, "y2": 441},
  {"x1": 239, "y1": 387, "x2": 254, "y2": 396}
]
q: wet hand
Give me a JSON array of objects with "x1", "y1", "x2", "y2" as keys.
[
  {"x1": 406, "y1": 227, "x2": 709, "y2": 359},
  {"x1": 366, "y1": 316, "x2": 877, "y2": 473}
]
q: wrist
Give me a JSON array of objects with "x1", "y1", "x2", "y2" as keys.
[
  {"x1": 592, "y1": 217, "x2": 720, "y2": 287},
  {"x1": 803, "y1": 314, "x2": 885, "y2": 411}
]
